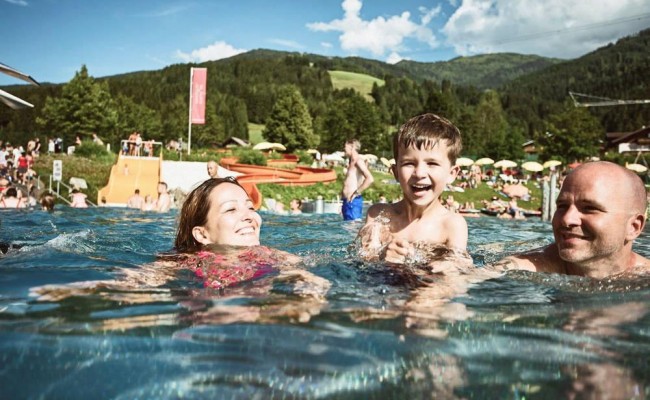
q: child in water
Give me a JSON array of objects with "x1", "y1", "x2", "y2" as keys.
[{"x1": 358, "y1": 113, "x2": 470, "y2": 266}]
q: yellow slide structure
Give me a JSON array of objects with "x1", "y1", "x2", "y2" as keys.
[{"x1": 98, "y1": 154, "x2": 161, "y2": 206}]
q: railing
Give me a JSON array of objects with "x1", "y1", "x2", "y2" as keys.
[
  {"x1": 48, "y1": 176, "x2": 97, "y2": 207},
  {"x1": 119, "y1": 140, "x2": 164, "y2": 158}
]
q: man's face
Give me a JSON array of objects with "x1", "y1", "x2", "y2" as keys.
[
  {"x1": 207, "y1": 162, "x2": 218, "y2": 178},
  {"x1": 392, "y1": 142, "x2": 458, "y2": 208},
  {"x1": 552, "y1": 168, "x2": 635, "y2": 267}
]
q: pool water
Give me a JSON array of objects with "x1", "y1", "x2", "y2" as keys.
[{"x1": 0, "y1": 208, "x2": 649, "y2": 399}]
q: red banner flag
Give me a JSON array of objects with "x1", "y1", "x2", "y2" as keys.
[{"x1": 190, "y1": 68, "x2": 207, "y2": 124}]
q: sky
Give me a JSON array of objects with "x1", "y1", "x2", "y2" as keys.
[{"x1": 1, "y1": 0, "x2": 650, "y2": 86}]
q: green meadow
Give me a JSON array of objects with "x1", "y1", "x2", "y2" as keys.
[{"x1": 328, "y1": 70, "x2": 385, "y2": 101}]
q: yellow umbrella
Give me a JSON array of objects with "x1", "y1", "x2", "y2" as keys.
[
  {"x1": 543, "y1": 160, "x2": 562, "y2": 169},
  {"x1": 253, "y1": 142, "x2": 286, "y2": 151},
  {"x1": 521, "y1": 161, "x2": 544, "y2": 172},
  {"x1": 626, "y1": 163, "x2": 648, "y2": 173},
  {"x1": 474, "y1": 157, "x2": 494, "y2": 166},
  {"x1": 456, "y1": 157, "x2": 474, "y2": 167},
  {"x1": 494, "y1": 159, "x2": 517, "y2": 169}
]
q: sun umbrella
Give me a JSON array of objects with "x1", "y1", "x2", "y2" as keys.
[
  {"x1": 543, "y1": 160, "x2": 562, "y2": 169},
  {"x1": 521, "y1": 161, "x2": 544, "y2": 172},
  {"x1": 474, "y1": 157, "x2": 495, "y2": 166},
  {"x1": 253, "y1": 142, "x2": 286, "y2": 151},
  {"x1": 494, "y1": 159, "x2": 518, "y2": 169},
  {"x1": 626, "y1": 163, "x2": 648, "y2": 173},
  {"x1": 361, "y1": 154, "x2": 378, "y2": 163},
  {"x1": 456, "y1": 157, "x2": 474, "y2": 167},
  {"x1": 323, "y1": 153, "x2": 345, "y2": 162}
]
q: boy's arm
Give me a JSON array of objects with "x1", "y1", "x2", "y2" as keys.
[
  {"x1": 445, "y1": 214, "x2": 468, "y2": 250},
  {"x1": 357, "y1": 204, "x2": 391, "y2": 260}
]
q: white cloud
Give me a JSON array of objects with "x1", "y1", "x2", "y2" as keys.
[
  {"x1": 4, "y1": 0, "x2": 28, "y2": 6},
  {"x1": 443, "y1": 0, "x2": 650, "y2": 59},
  {"x1": 321, "y1": 42, "x2": 333, "y2": 48},
  {"x1": 268, "y1": 38, "x2": 304, "y2": 50},
  {"x1": 175, "y1": 41, "x2": 247, "y2": 63},
  {"x1": 386, "y1": 52, "x2": 405, "y2": 64},
  {"x1": 307, "y1": 0, "x2": 439, "y2": 57}
]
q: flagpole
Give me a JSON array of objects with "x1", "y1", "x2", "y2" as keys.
[{"x1": 187, "y1": 68, "x2": 193, "y2": 156}]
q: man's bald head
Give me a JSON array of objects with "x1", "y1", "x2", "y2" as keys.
[
  {"x1": 565, "y1": 161, "x2": 647, "y2": 215},
  {"x1": 207, "y1": 160, "x2": 219, "y2": 178}
]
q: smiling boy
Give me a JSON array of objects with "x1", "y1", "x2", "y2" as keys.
[{"x1": 358, "y1": 113, "x2": 468, "y2": 263}]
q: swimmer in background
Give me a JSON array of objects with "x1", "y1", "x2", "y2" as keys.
[
  {"x1": 39, "y1": 191, "x2": 55, "y2": 211},
  {"x1": 140, "y1": 194, "x2": 156, "y2": 211},
  {"x1": 341, "y1": 138, "x2": 374, "y2": 221},
  {"x1": 289, "y1": 199, "x2": 302, "y2": 215},
  {"x1": 156, "y1": 181, "x2": 171, "y2": 212},
  {"x1": 0, "y1": 187, "x2": 26, "y2": 209},
  {"x1": 126, "y1": 189, "x2": 144, "y2": 209},
  {"x1": 70, "y1": 188, "x2": 88, "y2": 208},
  {"x1": 358, "y1": 113, "x2": 469, "y2": 266}
]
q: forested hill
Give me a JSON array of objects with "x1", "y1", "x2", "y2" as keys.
[
  {"x1": 397, "y1": 53, "x2": 562, "y2": 89},
  {"x1": 502, "y1": 28, "x2": 650, "y2": 133}
]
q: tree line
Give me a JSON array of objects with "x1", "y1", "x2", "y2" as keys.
[{"x1": 0, "y1": 28, "x2": 648, "y2": 163}]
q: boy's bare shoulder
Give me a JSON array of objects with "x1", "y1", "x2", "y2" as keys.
[{"x1": 366, "y1": 202, "x2": 398, "y2": 219}]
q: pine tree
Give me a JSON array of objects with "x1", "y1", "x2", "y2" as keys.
[
  {"x1": 263, "y1": 85, "x2": 316, "y2": 152},
  {"x1": 36, "y1": 65, "x2": 118, "y2": 146}
]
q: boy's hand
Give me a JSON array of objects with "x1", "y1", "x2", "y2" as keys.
[{"x1": 384, "y1": 238, "x2": 413, "y2": 264}]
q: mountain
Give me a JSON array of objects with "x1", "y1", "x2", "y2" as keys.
[
  {"x1": 502, "y1": 28, "x2": 650, "y2": 132},
  {"x1": 398, "y1": 53, "x2": 562, "y2": 89}
]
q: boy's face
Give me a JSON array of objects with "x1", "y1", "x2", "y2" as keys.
[{"x1": 392, "y1": 141, "x2": 459, "y2": 208}]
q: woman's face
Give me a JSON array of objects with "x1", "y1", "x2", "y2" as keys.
[{"x1": 196, "y1": 183, "x2": 261, "y2": 247}]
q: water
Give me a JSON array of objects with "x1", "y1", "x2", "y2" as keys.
[{"x1": 1, "y1": 208, "x2": 649, "y2": 399}]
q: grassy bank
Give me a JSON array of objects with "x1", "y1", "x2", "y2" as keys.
[{"x1": 31, "y1": 150, "x2": 542, "y2": 213}]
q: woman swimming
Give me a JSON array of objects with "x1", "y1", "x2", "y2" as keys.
[{"x1": 173, "y1": 177, "x2": 302, "y2": 289}]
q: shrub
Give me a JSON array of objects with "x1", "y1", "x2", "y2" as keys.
[
  {"x1": 234, "y1": 148, "x2": 267, "y2": 166},
  {"x1": 74, "y1": 141, "x2": 109, "y2": 158}
]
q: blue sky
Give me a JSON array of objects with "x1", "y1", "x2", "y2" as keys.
[{"x1": 2, "y1": 0, "x2": 650, "y2": 85}]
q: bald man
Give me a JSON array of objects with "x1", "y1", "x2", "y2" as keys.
[
  {"x1": 207, "y1": 160, "x2": 218, "y2": 179},
  {"x1": 496, "y1": 161, "x2": 649, "y2": 278}
]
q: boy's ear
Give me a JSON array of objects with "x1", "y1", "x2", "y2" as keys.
[
  {"x1": 447, "y1": 165, "x2": 460, "y2": 183},
  {"x1": 390, "y1": 164, "x2": 397, "y2": 180},
  {"x1": 192, "y1": 226, "x2": 211, "y2": 245}
]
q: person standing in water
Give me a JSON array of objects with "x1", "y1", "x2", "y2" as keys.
[
  {"x1": 341, "y1": 139, "x2": 374, "y2": 221},
  {"x1": 156, "y1": 182, "x2": 171, "y2": 212}
]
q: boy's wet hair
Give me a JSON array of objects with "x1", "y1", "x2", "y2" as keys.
[{"x1": 392, "y1": 113, "x2": 462, "y2": 165}]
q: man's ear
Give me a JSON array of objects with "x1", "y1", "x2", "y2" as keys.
[
  {"x1": 626, "y1": 213, "x2": 646, "y2": 242},
  {"x1": 192, "y1": 226, "x2": 211, "y2": 245}
]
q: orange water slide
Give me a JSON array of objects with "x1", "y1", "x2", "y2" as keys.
[
  {"x1": 98, "y1": 155, "x2": 161, "y2": 205},
  {"x1": 220, "y1": 157, "x2": 337, "y2": 209}
]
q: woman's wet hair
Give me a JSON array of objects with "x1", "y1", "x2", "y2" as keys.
[{"x1": 174, "y1": 176, "x2": 244, "y2": 253}]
